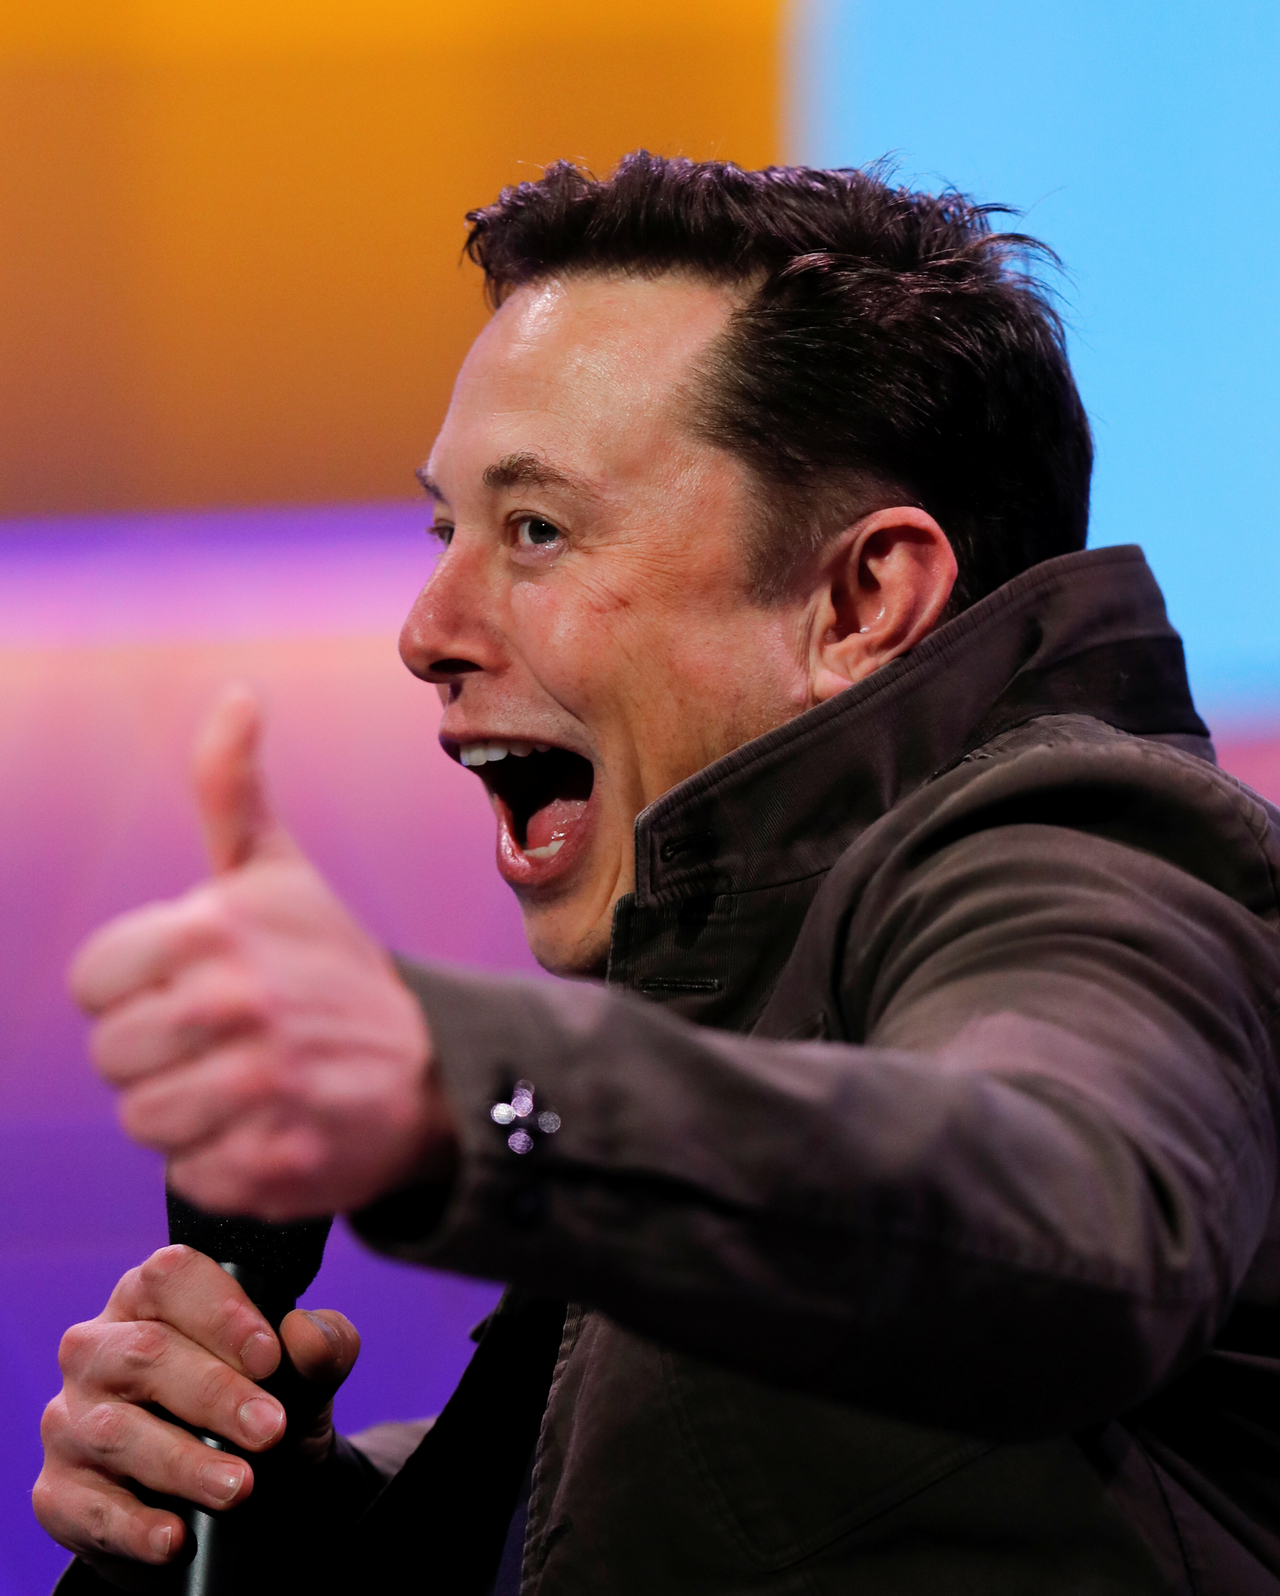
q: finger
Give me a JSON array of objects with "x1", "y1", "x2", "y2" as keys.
[
  {"x1": 68, "y1": 895, "x2": 227, "y2": 1016},
  {"x1": 53, "y1": 1394, "x2": 258, "y2": 1513},
  {"x1": 89, "y1": 966, "x2": 267, "y2": 1087},
  {"x1": 103, "y1": 1246, "x2": 280, "y2": 1382},
  {"x1": 193, "y1": 684, "x2": 296, "y2": 873},
  {"x1": 34, "y1": 1460, "x2": 188, "y2": 1567},
  {"x1": 280, "y1": 1308, "x2": 361, "y2": 1392},
  {"x1": 59, "y1": 1317, "x2": 285, "y2": 1454},
  {"x1": 115, "y1": 1037, "x2": 287, "y2": 1158},
  {"x1": 278, "y1": 1310, "x2": 362, "y2": 1461}
]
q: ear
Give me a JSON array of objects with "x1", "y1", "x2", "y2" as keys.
[{"x1": 807, "y1": 508, "x2": 958, "y2": 705}]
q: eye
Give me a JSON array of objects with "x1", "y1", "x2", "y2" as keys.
[
  {"x1": 428, "y1": 521, "x2": 455, "y2": 547},
  {"x1": 515, "y1": 516, "x2": 562, "y2": 550}
]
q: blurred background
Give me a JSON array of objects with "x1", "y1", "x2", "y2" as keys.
[{"x1": 2, "y1": 2, "x2": 1276, "y2": 1587}]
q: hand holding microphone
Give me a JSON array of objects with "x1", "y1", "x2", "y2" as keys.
[{"x1": 34, "y1": 1243, "x2": 359, "y2": 1584}]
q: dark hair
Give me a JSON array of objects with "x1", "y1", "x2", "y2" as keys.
[{"x1": 464, "y1": 153, "x2": 1092, "y2": 612}]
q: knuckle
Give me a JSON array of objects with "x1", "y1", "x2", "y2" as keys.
[
  {"x1": 136, "y1": 1243, "x2": 195, "y2": 1301},
  {"x1": 165, "y1": 1427, "x2": 212, "y2": 1490},
  {"x1": 193, "y1": 1357, "x2": 240, "y2": 1415},
  {"x1": 81, "y1": 1495, "x2": 115, "y2": 1553},
  {"x1": 118, "y1": 1318, "x2": 169, "y2": 1373},
  {"x1": 30, "y1": 1470, "x2": 58, "y2": 1531},
  {"x1": 57, "y1": 1319, "x2": 99, "y2": 1378},
  {"x1": 40, "y1": 1392, "x2": 72, "y2": 1450},
  {"x1": 80, "y1": 1401, "x2": 130, "y2": 1459},
  {"x1": 207, "y1": 1293, "x2": 262, "y2": 1356},
  {"x1": 31, "y1": 1467, "x2": 93, "y2": 1551}
]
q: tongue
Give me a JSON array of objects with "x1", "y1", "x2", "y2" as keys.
[{"x1": 526, "y1": 797, "x2": 588, "y2": 854}]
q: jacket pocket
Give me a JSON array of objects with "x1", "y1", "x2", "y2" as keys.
[{"x1": 662, "y1": 1348, "x2": 990, "y2": 1571}]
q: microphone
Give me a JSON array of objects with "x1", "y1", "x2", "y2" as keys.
[{"x1": 165, "y1": 1190, "x2": 333, "y2": 1594}]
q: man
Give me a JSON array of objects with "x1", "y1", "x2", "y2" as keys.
[{"x1": 34, "y1": 155, "x2": 1280, "y2": 1593}]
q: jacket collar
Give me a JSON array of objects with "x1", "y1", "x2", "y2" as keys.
[{"x1": 624, "y1": 544, "x2": 1208, "y2": 912}]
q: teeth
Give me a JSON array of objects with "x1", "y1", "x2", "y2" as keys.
[
  {"x1": 526, "y1": 839, "x2": 565, "y2": 859},
  {"x1": 459, "y1": 740, "x2": 544, "y2": 766}
]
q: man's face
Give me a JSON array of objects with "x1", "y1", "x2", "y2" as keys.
[{"x1": 400, "y1": 273, "x2": 814, "y2": 975}]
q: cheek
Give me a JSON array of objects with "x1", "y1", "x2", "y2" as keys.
[
  {"x1": 508, "y1": 573, "x2": 657, "y2": 696},
  {"x1": 506, "y1": 558, "x2": 761, "y2": 741}
]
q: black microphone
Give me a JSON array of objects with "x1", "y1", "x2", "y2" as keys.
[{"x1": 165, "y1": 1190, "x2": 332, "y2": 1594}]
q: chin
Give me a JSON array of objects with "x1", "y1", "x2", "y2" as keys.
[{"x1": 520, "y1": 905, "x2": 612, "y2": 980}]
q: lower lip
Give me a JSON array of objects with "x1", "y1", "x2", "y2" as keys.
[{"x1": 492, "y1": 790, "x2": 595, "y2": 889}]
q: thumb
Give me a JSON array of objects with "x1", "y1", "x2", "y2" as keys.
[
  {"x1": 278, "y1": 1308, "x2": 361, "y2": 1461},
  {"x1": 193, "y1": 683, "x2": 294, "y2": 873},
  {"x1": 281, "y1": 1308, "x2": 362, "y2": 1395}
]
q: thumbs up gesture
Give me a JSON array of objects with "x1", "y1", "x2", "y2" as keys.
[{"x1": 69, "y1": 686, "x2": 456, "y2": 1219}]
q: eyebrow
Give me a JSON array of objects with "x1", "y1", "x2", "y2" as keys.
[
  {"x1": 415, "y1": 467, "x2": 449, "y2": 505},
  {"x1": 414, "y1": 451, "x2": 598, "y2": 506},
  {"x1": 482, "y1": 451, "x2": 593, "y2": 497}
]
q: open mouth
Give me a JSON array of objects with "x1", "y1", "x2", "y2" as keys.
[{"x1": 452, "y1": 739, "x2": 595, "y2": 869}]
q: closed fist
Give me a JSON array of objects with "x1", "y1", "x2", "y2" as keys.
[{"x1": 68, "y1": 686, "x2": 457, "y2": 1220}]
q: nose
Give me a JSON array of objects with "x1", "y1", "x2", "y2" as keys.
[{"x1": 399, "y1": 543, "x2": 506, "y2": 685}]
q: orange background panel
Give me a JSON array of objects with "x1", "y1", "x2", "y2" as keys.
[{"x1": 0, "y1": 2, "x2": 782, "y2": 516}]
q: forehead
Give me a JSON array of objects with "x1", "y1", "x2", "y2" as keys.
[{"x1": 428, "y1": 272, "x2": 739, "y2": 492}]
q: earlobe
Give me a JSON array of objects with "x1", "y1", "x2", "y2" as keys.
[{"x1": 809, "y1": 508, "x2": 957, "y2": 704}]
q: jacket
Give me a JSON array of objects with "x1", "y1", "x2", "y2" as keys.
[{"x1": 357, "y1": 545, "x2": 1280, "y2": 1595}]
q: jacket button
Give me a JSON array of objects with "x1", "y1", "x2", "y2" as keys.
[{"x1": 490, "y1": 1079, "x2": 560, "y2": 1152}]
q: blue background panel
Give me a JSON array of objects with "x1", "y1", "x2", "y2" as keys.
[{"x1": 792, "y1": 0, "x2": 1280, "y2": 721}]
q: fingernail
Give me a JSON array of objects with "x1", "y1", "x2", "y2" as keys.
[
  {"x1": 239, "y1": 1395, "x2": 284, "y2": 1445},
  {"x1": 303, "y1": 1310, "x2": 341, "y2": 1355},
  {"x1": 201, "y1": 1461, "x2": 246, "y2": 1503},
  {"x1": 149, "y1": 1524, "x2": 174, "y2": 1559},
  {"x1": 239, "y1": 1330, "x2": 277, "y2": 1378}
]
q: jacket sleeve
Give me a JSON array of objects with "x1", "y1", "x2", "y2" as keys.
[{"x1": 351, "y1": 748, "x2": 1280, "y2": 1439}]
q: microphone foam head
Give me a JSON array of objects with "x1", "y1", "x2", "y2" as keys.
[{"x1": 166, "y1": 1189, "x2": 333, "y2": 1301}]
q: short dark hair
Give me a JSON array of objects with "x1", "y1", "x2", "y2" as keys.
[{"x1": 464, "y1": 153, "x2": 1093, "y2": 612}]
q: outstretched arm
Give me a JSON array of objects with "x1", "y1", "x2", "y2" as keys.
[{"x1": 353, "y1": 767, "x2": 1280, "y2": 1439}]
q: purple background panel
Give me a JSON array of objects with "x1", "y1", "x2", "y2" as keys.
[
  {"x1": 1, "y1": 508, "x2": 547, "y2": 1594},
  {"x1": 3, "y1": 506, "x2": 1278, "y2": 1593}
]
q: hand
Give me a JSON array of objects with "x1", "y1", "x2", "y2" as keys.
[
  {"x1": 68, "y1": 685, "x2": 457, "y2": 1219},
  {"x1": 33, "y1": 1245, "x2": 359, "y2": 1582}
]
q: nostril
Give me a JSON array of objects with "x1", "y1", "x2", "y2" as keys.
[{"x1": 427, "y1": 658, "x2": 483, "y2": 679}]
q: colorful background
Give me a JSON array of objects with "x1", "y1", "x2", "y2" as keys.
[{"x1": 2, "y1": 3, "x2": 1276, "y2": 1588}]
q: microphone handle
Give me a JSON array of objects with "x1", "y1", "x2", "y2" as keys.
[{"x1": 179, "y1": 1263, "x2": 302, "y2": 1596}]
